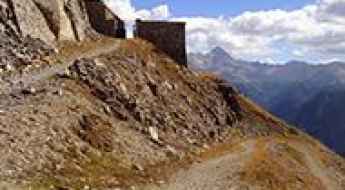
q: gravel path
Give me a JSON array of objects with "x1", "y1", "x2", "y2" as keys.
[
  {"x1": 148, "y1": 138, "x2": 345, "y2": 190},
  {"x1": 0, "y1": 41, "x2": 120, "y2": 96},
  {"x1": 162, "y1": 140, "x2": 256, "y2": 190}
]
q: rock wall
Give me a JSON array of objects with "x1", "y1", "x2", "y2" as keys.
[
  {"x1": 33, "y1": 0, "x2": 77, "y2": 41},
  {"x1": 63, "y1": 0, "x2": 96, "y2": 41},
  {"x1": 0, "y1": 0, "x2": 20, "y2": 36},
  {"x1": 0, "y1": 0, "x2": 97, "y2": 45},
  {"x1": 0, "y1": 0, "x2": 54, "y2": 70},
  {"x1": 10, "y1": 0, "x2": 57, "y2": 44}
]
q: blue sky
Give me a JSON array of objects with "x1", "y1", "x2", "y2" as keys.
[{"x1": 132, "y1": 0, "x2": 315, "y2": 17}]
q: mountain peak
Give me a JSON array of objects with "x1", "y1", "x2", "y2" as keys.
[
  {"x1": 209, "y1": 46, "x2": 234, "y2": 60},
  {"x1": 286, "y1": 60, "x2": 308, "y2": 66}
]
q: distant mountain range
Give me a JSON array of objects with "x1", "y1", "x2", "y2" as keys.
[{"x1": 189, "y1": 47, "x2": 345, "y2": 155}]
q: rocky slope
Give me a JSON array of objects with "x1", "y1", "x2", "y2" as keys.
[
  {"x1": 0, "y1": 0, "x2": 96, "y2": 45},
  {"x1": 189, "y1": 47, "x2": 345, "y2": 155},
  {"x1": 0, "y1": 2, "x2": 345, "y2": 190},
  {"x1": 0, "y1": 38, "x2": 343, "y2": 189},
  {"x1": 0, "y1": 0, "x2": 100, "y2": 81},
  {"x1": 0, "y1": 37, "x2": 248, "y2": 188}
]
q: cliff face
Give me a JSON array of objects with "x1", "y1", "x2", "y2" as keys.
[
  {"x1": 0, "y1": 0, "x2": 98, "y2": 72},
  {"x1": 0, "y1": 4, "x2": 53, "y2": 73},
  {"x1": 0, "y1": 0, "x2": 96, "y2": 44}
]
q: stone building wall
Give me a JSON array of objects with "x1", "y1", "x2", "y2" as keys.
[
  {"x1": 84, "y1": 0, "x2": 126, "y2": 38},
  {"x1": 134, "y1": 20, "x2": 187, "y2": 66}
]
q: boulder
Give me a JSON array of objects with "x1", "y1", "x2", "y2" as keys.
[{"x1": 148, "y1": 126, "x2": 159, "y2": 142}]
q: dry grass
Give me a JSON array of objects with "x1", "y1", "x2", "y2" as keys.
[
  {"x1": 197, "y1": 71, "x2": 224, "y2": 83},
  {"x1": 31, "y1": 153, "x2": 136, "y2": 189},
  {"x1": 197, "y1": 137, "x2": 249, "y2": 161},
  {"x1": 57, "y1": 37, "x2": 120, "y2": 59},
  {"x1": 118, "y1": 39, "x2": 159, "y2": 62},
  {"x1": 236, "y1": 94, "x2": 288, "y2": 133},
  {"x1": 240, "y1": 138, "x2": 325, "y2": 190},
  {"x1": 118, "y1": 39, "x2": 184, "y2": 78}
]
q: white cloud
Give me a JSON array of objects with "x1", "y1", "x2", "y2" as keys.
[
  {"x1": 103, "y1": 0, "x2": 170, "y2": 37},
  {"x1": 174, "y1": 16, "x2": 276, "y2": 60},
  {"x1": 292, "y1": 49, "x2": 305, "y2": 57},
  {"x1": 103, "y1": 0, "x2": 170, "y2": 22},
  {"x1": 151, "y1": 5, "x2": 170, "y2": 19},
  {"x1": 136, "y1": 5, "x2": 170, "y2": 20},
  {"x1": 104, "y1": 0, "x2": 345, "y2": 63},
  {"x1": 103, "y1": 0, "x2": 136, "y2": 21},
  {"x1": 180, "y1": 0, "x2": 345, "y2": 63}
]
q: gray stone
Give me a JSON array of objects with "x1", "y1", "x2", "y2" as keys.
[
  {"x1": 33, "y1": 0, "x2": 76, "y2": 41},
  {"x1": 133, "y1": 163, "x2": 144, "y2": 171},
  {"x1": 11, "y1": 0, "x2": 56, "y2": 45},
  {"x1": 1, "y1": 0, "x2": 97, "y2": 46},
  {"x1": 64, "y1": 0, "x2": 95, "y2": 41},
  {"x1": 149, "y1": 126, "x2": 159, "y2": 142},
  {"x1": 166, "y1": 145, "x2": 178, "y2": 156}
]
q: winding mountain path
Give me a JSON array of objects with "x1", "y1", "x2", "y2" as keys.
[
  {"x1": 147, "y1": 137, "x2": 344, "y2": 190},
  {"x1": 0, "y1": 39, "x2": 120, "y2": 96},
  {"x1": 160, "y1": 140, "x2": 256, "y2": 190}
]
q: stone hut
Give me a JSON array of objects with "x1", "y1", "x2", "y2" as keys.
[
  {"x1": 84, "y1": 0, "x2": 126, "y2": 38},
  {"x1": 134, "y1": 19, "x2": 187, "y2": 67}
]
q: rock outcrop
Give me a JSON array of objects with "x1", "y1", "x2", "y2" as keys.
[
  {"x1": 11, "y1": 0, "x2": 57, "y2": 44},
  {"x1": 0, "y1": 0, "x2": 97, "y2": 45},
  {"x1": 0, "y1": 0, "x2": 20, "y2": 36},
  {"x1": 33, "y1": 0, "x2": 76, "y2": 41},
  {"x1": 0, "y1": 33, "x2": 53, "y2": 71},
  {"x1": 62, "y1": 0, "x2": 97, "y2": 41},
  {"x1": 0, "y1": 0, "x2": 54, "y2": 71},
  {"x1": 0, "y1": 0, "x2": 106, "y2": 71}
]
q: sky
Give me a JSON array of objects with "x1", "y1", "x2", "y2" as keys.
[
  {"x1": 104, "y1": 0, "x2": 345, "y2": 64},
  {"x1": 132, "y1": 0, "x2": 315, "y2": 17}
]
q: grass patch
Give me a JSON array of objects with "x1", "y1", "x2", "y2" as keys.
[
  {"x1": 236, "y1": 95, "x2": 287, "y2": 133},
  {"x1": 30, "y1": 152, "x2": 137, "y2": 190},
  {"x1": 254, "y1": 123, "x2": 268, "y2": 129},
  {"x1": 241, "y1": 138, "x2": 323, "y2": 190}
]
